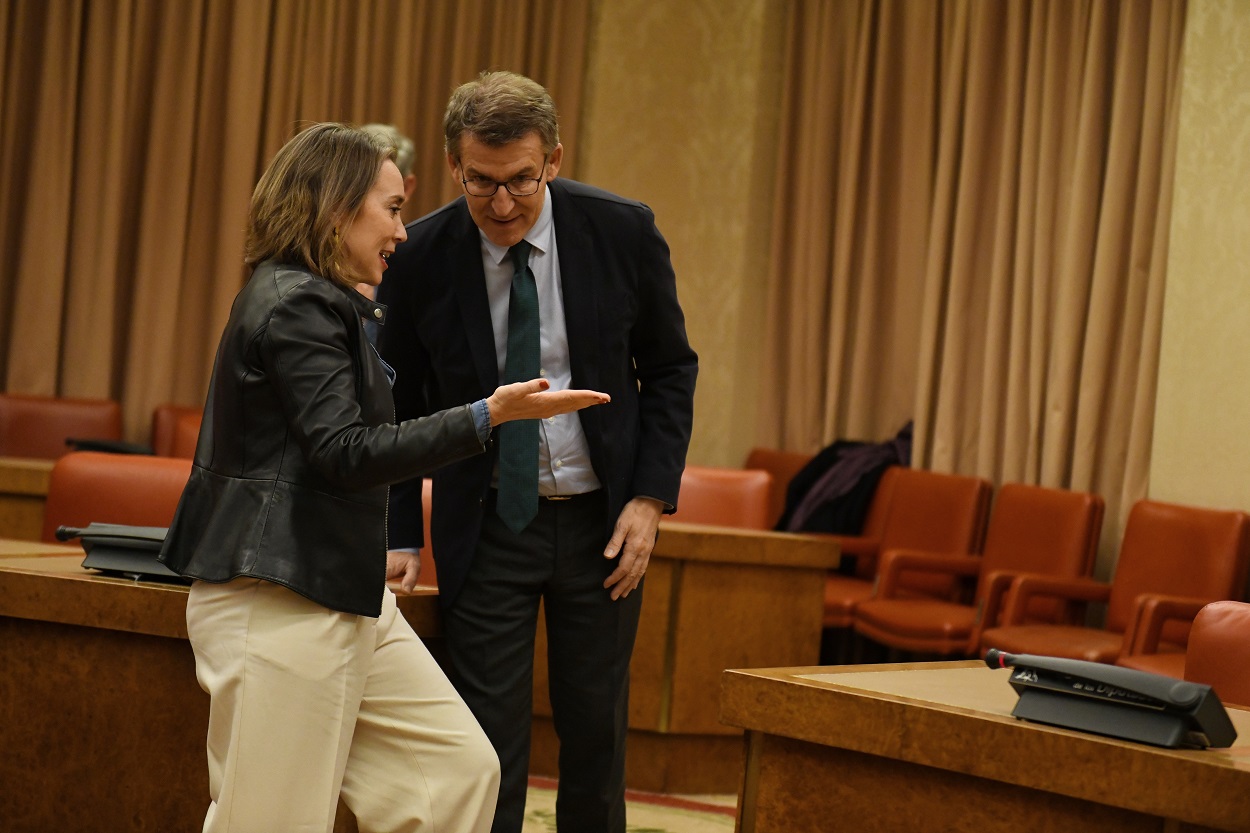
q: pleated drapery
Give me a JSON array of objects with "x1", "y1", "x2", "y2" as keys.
[
  {"x1": 760, "y1": 0, "x2": 1185, "y2": 568},
  {"x1": 0, "y1": 0, "x2": 590, "y2": 440}
]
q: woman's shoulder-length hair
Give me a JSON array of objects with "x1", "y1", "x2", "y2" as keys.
[{"x1": 245, "y1": 122, "x2": 396, "y2": 287}]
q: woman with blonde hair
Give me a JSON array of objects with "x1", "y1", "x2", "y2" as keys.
[{"x1": 161, "y1": 122, "x2": 609, "y2": 833}]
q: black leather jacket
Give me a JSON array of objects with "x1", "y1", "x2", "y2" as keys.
[{"x1": 160, "y1": 261, "x2": 484, "y2": 617}]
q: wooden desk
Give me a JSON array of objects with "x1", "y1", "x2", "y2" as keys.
[
  {"x1": 0, "y1": 456, "x2": 53, "y2": 541},
  {"x1": 720, "y1": 662, "x2": 1250, "y2": 832},
  {"x1": 0, "y1": 539, "x2": 72, "y2": 557},
  {"x1": 0, "y1": 544, "x2": 441, "y2": 833},
  {"x1": 530, "y1": 521, "x2": 840, "y2": 793}
]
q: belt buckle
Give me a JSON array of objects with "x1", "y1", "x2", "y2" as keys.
[{"x1": 544, "y1": 494, "x2": 573, "y2": 501}]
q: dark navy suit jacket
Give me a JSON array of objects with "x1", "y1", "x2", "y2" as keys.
[{"x1": 377, "y1": 177, "x2": 698, "y2": 606}]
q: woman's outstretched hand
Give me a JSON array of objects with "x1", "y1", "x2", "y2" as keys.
[{"x1": 486, "y1": 379, "x2": 610, "y2": 426}]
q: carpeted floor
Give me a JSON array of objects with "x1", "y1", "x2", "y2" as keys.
[{"x1": 522, "y1": 776, "x2": 737, "y2": 833}]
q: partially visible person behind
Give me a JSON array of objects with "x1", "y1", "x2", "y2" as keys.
[
  {"x1": 159, "y1": 122, "x2": 609, "y2": 833},
  {"x1": 360, "y1": 122, "x2": 417, "y2": 203},
  {"x1": 378, "y1": 72, "x2": 698, "y2": 832},
  {"x1": 356, "y1": 123, "x2": 417, "y2": 334}
]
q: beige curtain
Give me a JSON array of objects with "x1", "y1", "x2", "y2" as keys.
[
  {"x1": 0, "y1": 0, "x2": 590, "y2": 441},
  {"x1": 761, "y1": 0, "x2": 1185, "y2": 574}
]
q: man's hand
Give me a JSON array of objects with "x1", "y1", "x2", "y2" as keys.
[
  {"x1": 386, "y1": 549, "x2": 422, "y2": 594},
  {"x1": 602, "y1": 497, "x2": 665, "y2": 600}
]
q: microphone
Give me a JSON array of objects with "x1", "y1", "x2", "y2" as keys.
[
  {"x1": 55, "y1": 525, "x2": 85, "y2": 542},
  {"x1": 984, "y1": 648, "x2": 1015, "y2": 669}
]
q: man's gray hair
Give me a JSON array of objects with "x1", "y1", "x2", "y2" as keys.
[{"x1": 359, "y1": 123, "x2": 415, "y2": 176}]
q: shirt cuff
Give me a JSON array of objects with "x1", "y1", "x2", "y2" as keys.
[
  {"x1": 637, "y1": 494, "x2": 675, "y2": 512},
  {"x1": 471, "y1": 399, "x2": 492, "y2": 443}
]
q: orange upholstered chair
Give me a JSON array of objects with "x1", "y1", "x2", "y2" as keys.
[
  {"x1": 416, "y1": 478, "x2": 437, "y2": 588},
  {"x1": 668, "y1": 464, "x2": 774, "y2": 530},
  {"x1": 1183, "y1": 601, "x2": 1250, "y2": 708},
  {"x1": 979, "y1": 500, "x2": 1250, "y2": 666},
  {"x1": 1117, "y1": 587, "x2": 1250, "y2": 680},
  {"x1": 743, "y1": 447, "x2": 814, "y2": 528},
  {"x1": 821, "y1": 466, "x2": 992, "y2": 631},
  {"x1": 0, "y1": 392, "x2": 122, "y2": 459},
  {"x1": 168, "y1": 414, "x2": 201, "y2": 459},
  {"x1": 852, "y1": 483, "x2": 1104, "y2": 656},
  {"x1": 1112, "y1": 592, "x2": 1216, "y2": 679},
  {"x1": 40, "y1": 451, "x2": 192, "y2": 542},
  {"x1": 150, "y1": 403, "x2": 203, "y2": 458}
]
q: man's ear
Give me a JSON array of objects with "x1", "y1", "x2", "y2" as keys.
[
  {"x1": 446, "y1": 153, "x2": 460, "y2": 181},
  {"x1": 546, "y1": 143, "x2": 563, "y2": 180}
]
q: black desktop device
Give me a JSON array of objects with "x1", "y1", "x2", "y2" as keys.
[
  {"x1": 985, "y1": 648, "x2": 1236, "y2": 749},
  {"x1": 57, "y1": 522, "x2": 190, "y2": 585}
]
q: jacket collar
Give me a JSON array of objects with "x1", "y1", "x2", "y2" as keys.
[{"x1": 339, "y1": 282, "x2": 387, "y2": 326}]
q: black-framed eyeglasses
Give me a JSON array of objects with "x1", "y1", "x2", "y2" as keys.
[{"x1": 461, "y1": 159, "x2": 548, "y2": 198}]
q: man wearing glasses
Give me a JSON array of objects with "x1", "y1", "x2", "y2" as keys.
[{"x1": 377, "y1": 71, "x2": 697, "y2": 833}]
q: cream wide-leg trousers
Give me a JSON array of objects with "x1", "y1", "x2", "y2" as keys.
[{"x1": 186, "y1": 577, "x2": 499, "y2": 833}]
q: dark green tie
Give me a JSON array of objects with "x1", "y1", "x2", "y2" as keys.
[{"x1": 496, "y1": 240, "x2": 540, "y2": 532}]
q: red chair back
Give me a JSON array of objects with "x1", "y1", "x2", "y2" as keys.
[
  {"x1": 169, "y1": 412, "x2": 202, "y2": 459},
  {"x1": 0, "y1": 393, "x2": 122, "y2": 459},
  {"x1": 151, "y1": 404, "x2": 203, "y2": 458},
  {"x1": 1185, "y1": 601, "x2": 1250, "y2": 708},
  {"x1": 418, "y1": 478, "x2": 437, "y2": 587},
  {"x1": 1106, "y1": 501, "x2": 1250, "y2": 642},
  {"x1": 976, "y1": 483, "x2": 1104, "y2": 614},
  {"x1": 669, "y1": 465, "x2": 774, "y2": 530},
  {"x1": 743, "y1": 447, "x2": 814, "y2": 527},
  {"x1": 40, "y1": 451, "x2": 192, "y2": 542},
  {"x1": 833, "y1": 465, "x2": 903, "y2": 580},
  {"x1": 870, "y1": 467, "x2": 992, "y2": 593}
]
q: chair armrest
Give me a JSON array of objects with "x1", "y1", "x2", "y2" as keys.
[
  {"x1": 1121, "y1": 594, "x2": 1211, "y2": 657},
  {"x1": 873, "y1": 549, "x2": 980, "y2": 598},
  {"x1": 806, "y1": 534, "x2": 882, "y2": 576},
  {"x1": 977, "y1": 569, "x2": 1021, "y2": 624},
  {"x1": 999, "y1": 574, "x2": 1110, "y2": 626},
  {"x1": 805, "y1": 534, "x2": 881, "y2": 560},
  {"x1": 966, "y1": 569, "x2": 1027, "y2": 653}
]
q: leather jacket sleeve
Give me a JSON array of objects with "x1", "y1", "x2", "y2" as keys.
[
  {"x1": 160, "y1": 262, "x2": 485, "y2": 617},
  {"x1": 263, "y1": 279, "x2": 484, "y2": 491}
]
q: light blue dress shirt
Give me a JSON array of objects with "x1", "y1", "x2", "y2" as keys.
[{"x1": 480, "y1": 185, "x2": 602, "y2": 496}]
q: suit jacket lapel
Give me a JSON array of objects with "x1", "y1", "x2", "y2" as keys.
[
  {"x1": 551, "y1": 180, "x2": 601, "y2": 392},
  {"x1": 448, "y1": 200, "x2": 499, "y2": 396},
  {"x1": 550, "y1": 180, "x2": 604, "y2": 450}
]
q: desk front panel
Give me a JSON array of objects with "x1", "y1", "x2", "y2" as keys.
[
  {"x1": 722, "y1": 663, "x2": 1250, "y2": 833},
  {"x1": 2, "y1": 611, "x2": 206, "y2": 831},
  {"x1": 0, "y1": 545, "x2": 440, "y2": 833}
]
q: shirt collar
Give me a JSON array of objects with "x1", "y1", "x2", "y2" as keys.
[{"x1": 481, "y1": 183, "x2": 554, "y2": 265}]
